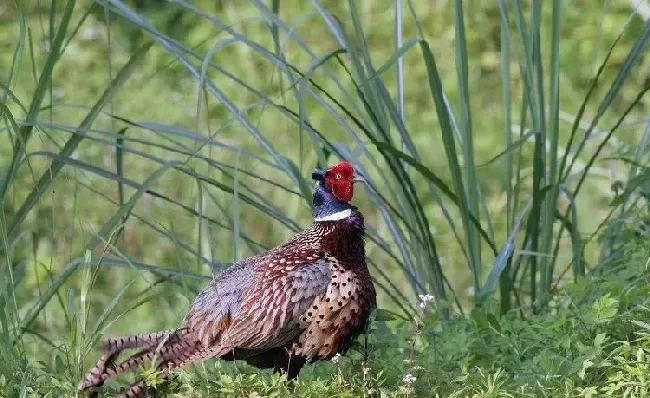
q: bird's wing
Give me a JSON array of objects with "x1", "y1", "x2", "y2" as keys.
[
  {"x1": 184, "y1": 257, "x2": 258, "y2": 347},
  {"x1": 223, "y1": 249, "x2": 332, "y2": 350}
]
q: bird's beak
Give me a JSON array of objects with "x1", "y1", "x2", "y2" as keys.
[{"x1": 352, "y1": 175, "x2": 365, "y2": 184}]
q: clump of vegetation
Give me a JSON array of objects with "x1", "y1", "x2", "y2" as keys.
[
  {"x1": 1, "y1": 1, "x2": 650, "y2": 397},
  {"x1": 3, "y1": 221, "x2": 649, "y2": 397}
]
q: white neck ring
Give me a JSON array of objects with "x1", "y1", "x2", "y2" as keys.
[{"x1": 314, "y1": 209, "x2": 352, "y2": 222}]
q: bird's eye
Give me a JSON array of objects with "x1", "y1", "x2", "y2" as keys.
[{"x1": 335, "y1": 173, "x2": 343, "y2": 180}]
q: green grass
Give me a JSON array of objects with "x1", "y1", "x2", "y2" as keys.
[
  {"x1": 4, "y1": 219, "x2": 650, "y2": 397},
  {"x1": 1, "y1": 1, "x2": 650, "y2": 396}
]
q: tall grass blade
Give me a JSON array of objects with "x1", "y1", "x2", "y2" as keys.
[
  {"x1": 499, "y1": 1, "x2": 514, "y2": 312},
  {"x1": 5, "y1": 0, "x2": 26, "y2": 90},
  {"x1": 3, "y1": 41, "x2": 153, "y2": 249},
  {"x1": 561, "y1": 14, "x2": 645, "y2": 182},
  {"x1": 373, "y1": 141, "x2": 497, "y2": 254},
  {"x1": 570, "y1": 21, "x2": 650, "y2": 194},
  {"x1": 453, "y1": 0, "x2": 481, "y2": 292},
  {"x1": 18, "y1": 161, "x2": 175, "y2": 334},
  {"x1": 0, "y1": 0, "x2": 76, "y2": 202},
  {"x1": 559, "y1": 187, "x2": 584, "y2": 278},
  {"x1": 540, "y1": 0, "x2": 562, "y2": 293},
  {"x1": 419, "y1": 40, "x2": 485, "y2": 287},
  {"x1": 483, "y1": 199, "x2": 532, "y2": 296},
  {"x1": 395, "y1": 0, "x2": 406, "y2": 159},
  {"x1": 115, "y1": 126, "x2": 127, "y2": 244}
]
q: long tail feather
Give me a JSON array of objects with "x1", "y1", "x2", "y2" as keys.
[
  {"x1": 101, "y1": 330, "x2": 179, "y2": 356},
  {"x1": 83, "y1": 342, "x2": 188, "y2": 390},
  {"x1": 81, "y1": 353, "x2": 117, "y2": 390},
  {"x1": 109, "y1": 339, "x2": 196, "y2": 377},
  {"x1": 82, "y1": 329, "x2": 229, "y2": 396},
  {"x1": 81, "y1": 329, "x2": 189, "y2": 391},
  {"x1": 114, "y1": 346, "x2": 227, "y2": 398}
]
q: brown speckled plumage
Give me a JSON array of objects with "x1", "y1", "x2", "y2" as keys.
[{"x1": 81, "y1": 161, "x2": 375, "y2": 397}]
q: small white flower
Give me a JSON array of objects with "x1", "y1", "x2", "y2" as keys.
[
  {"x1": 331, "y1": 353, "x2": 341, "y2": 364},
  {"x1": 402, "y1": 373, "x2": 416, "y2": 385},
  {"x1": 418, "y1": 294, "x2": 435, "y2": 309}
]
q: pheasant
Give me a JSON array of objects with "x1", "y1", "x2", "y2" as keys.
[{"x1": 81, "y1": 160, "x2": 376, "y2": 398}]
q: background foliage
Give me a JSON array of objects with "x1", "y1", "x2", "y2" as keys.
[{"x1": 1, "y1": 0, "x2": 650, "y2": 396}]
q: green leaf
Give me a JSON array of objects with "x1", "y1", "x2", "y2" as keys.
[
  {"x1": 374, "y1": 308, "x2": 398, "y2": 322},
  {"x1": 631, "y1": 320, "x2": 650, "y2": 331},
  {"x1": 487, "y1": 313, "x2": 501, "y2": 333},
  {"x1": 594, "y1": 332, "x2": 607, "y2": 348},
  {"x1": 470, "y1": 308, "x2": 489, "y2": 330}
]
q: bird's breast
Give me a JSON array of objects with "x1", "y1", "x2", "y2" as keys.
[
  {"x1": 317, "y1": 217, "x2": 365, "y2": 265},
  {"x1": 290, "y1": 257, "x2": 375, "y2": 360}
]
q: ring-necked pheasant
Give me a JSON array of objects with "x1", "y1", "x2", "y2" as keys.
[{"x1": 81, "y1": 160, "x2": 376, "y2": 398}]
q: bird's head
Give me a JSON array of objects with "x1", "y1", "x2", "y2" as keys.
[{"x1": 312, "y1": 161, "x2": 364, "y2": 202}]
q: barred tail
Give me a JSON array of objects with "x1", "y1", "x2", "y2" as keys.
[
  {"x1": 81, "y1": 329, "x2": 189, "y2": 391},
  {"x1": 113, "y1": 345, "x2": 228, "y2": 398},
  {"x1": 81, "y1": 328, "x2": 229, "y2": 397},
  {"x1": 100, "y1": 330, "x2": 178, "y2": 356}
]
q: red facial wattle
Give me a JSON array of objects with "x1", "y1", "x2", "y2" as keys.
[
  {"x1": 330, "y1": 180, "x2": 354, "y2": 202},
  {"x1": 325, "y1": 161, "x2": 356, "y2": 202}
]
